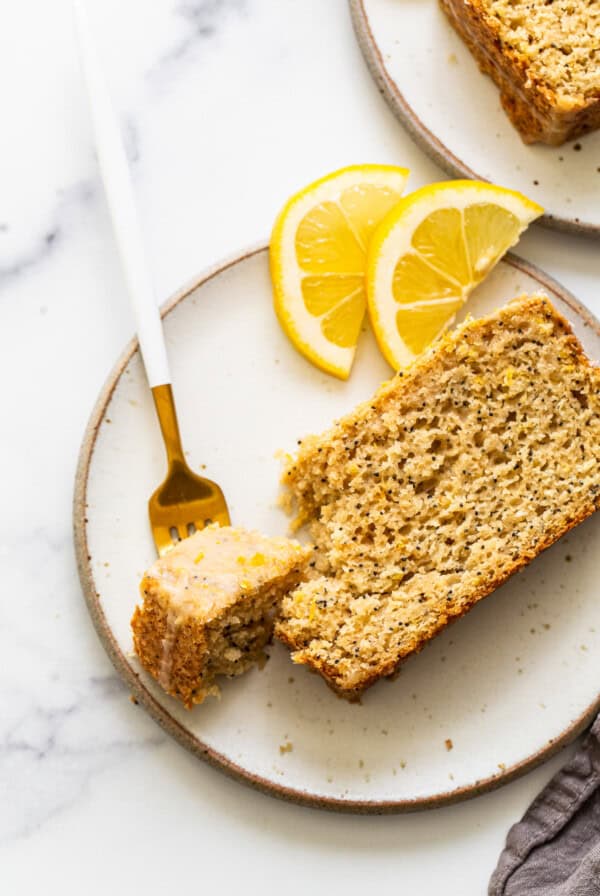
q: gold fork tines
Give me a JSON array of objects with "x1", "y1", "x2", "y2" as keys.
[{"x1": 149, "y1": 384, "x2": 230, "y2": 555}]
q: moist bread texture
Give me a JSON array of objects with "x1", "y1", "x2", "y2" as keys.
[
  {"x1": 276, "y1": 295, "x2": 600, "y2": 698},
  {"x1": 439, "y1": 0, "x2": 600, "y2": 145},
  {"x1": 132, "y1": 525, "x2": 309, "y2": 707}
]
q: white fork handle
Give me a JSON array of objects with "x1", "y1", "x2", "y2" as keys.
[{"x1": 73, "y1": 0, "x2": 170, "y2": 387}]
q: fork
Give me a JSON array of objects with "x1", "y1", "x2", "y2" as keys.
[{"x1": 74, "y1": 0, "x2": 230, "y2": 555}]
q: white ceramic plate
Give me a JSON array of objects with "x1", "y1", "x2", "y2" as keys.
[
  {"x1": 75, "y1": 246, "x2": 600, "y2": 812},
  {"x1": 350, "y1": 0, "x2": 600, "y2": 238}
]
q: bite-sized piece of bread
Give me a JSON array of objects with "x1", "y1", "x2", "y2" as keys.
[
  {"x1": 132, "y1": 525, "x2": 309, "y2": 708},
  {"x1": 439, "y1": 0, "x2": 600, "y2": 145},
  {"x1": 276, "y1": 295, "x2": 600, "y2": 699}
]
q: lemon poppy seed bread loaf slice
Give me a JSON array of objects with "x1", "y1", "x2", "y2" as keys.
[
  {"x1": 276, "y1": 296, "x2": 600, "y2": 698},
  {"x1": 132, "y1": 525, "x2": 309, "y2": 708},
  {"x1": 439, "y1": 0, "x2": 600, "y2": 145}
]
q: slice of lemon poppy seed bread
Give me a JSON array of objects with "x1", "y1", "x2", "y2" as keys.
[
  {"x1": 276, "y1": 295, "x2": 600, "y2": 699},
  {"x1": 132, "y1": 525, "x2": 309, "y2": 707},
  {"x1": 440, "y1": 0, "x2": 600, "y2": 145}
]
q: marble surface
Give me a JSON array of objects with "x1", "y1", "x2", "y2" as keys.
[{"x1": 2, "y1": 1, "x2": 599, "y2": 893}]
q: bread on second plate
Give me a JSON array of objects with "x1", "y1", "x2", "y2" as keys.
[{"x1": 440, "y1": 0, "x2": 600, "y2": 145}]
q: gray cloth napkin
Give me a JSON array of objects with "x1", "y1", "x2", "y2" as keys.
[{"x1": 490, "y1": 717, "x2": 600, "y2": 895}]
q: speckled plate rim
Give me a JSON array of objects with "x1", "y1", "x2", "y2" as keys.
[
  {"x1": 349, "y1": 0, "x2": 600, "y2": 239},
  {"x1": 74, "y1": 243, "x2": 600, "y2": 814}
]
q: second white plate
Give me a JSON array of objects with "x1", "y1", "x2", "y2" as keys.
[
  {"x1": 350, "y1": 0, "x2": 600, "y2": 237},
  {"x1": 75, "y1": 247, "x2": 600, "y2": 811}
]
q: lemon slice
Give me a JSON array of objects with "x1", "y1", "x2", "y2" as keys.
[
  {"x1": 270, "y1": 164, "x2": 410, "y2": 379},
  {"x1": 367, "y1": 181, "x2": 543, "y2": 369}
]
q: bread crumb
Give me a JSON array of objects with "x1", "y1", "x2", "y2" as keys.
[
  {"x1": 445, "y1": 738, "x2": 454, "y2": 751},
  {"x1": 279, "y1": 741, "x2": 293, "y2": 755}
]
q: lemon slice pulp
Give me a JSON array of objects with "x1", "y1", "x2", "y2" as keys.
[
  {"x1": 270, "y1": 165, "x2": 410, "y2": 379},
  {"x1": 367, "y1": 181, "x2": 543, "y2": 369}
]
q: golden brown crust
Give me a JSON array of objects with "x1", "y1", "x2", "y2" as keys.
[
  {"x1": 439, "y1": 0, "x2": 600, "y2": 145},
  {"x1": 132, "y1": 594, "x2": 212, "y2": 709}
]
